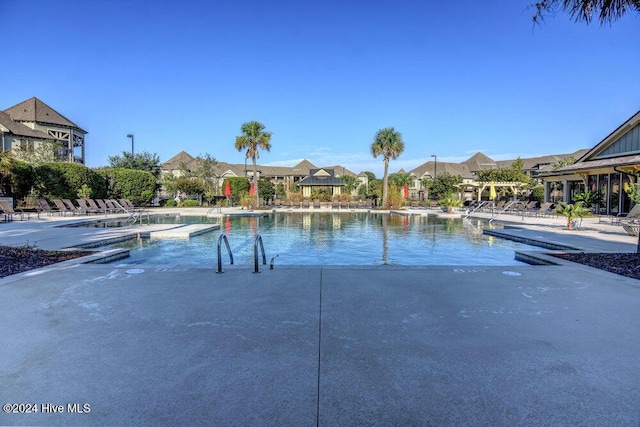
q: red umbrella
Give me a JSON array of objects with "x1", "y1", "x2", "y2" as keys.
[
  {"x1": 249, "y1": 182, "x2": 255, "y2": 197},
  {"x1": 224, "y1": 181, "x2": 231, "y2": 197},
  {"x1": 403, "y1": 184, "x2": 409, "y2": 199}
]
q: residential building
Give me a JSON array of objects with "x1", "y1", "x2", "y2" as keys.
[
  {"x1": 538, "y1": 110, "x2": 640, "y2": 216},
  {"x1": 1, "y1": 97, "x2": 87, "y2": 163},
  {"x1": 408, "y1": 150, "x2": 587, "y2": 201},
  {"x1": 160, "y1": 152, "x2": 358, "y2": 199}
]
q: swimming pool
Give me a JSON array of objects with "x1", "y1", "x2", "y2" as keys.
[{"x1": 112, "y1": 212, "x2": 537, "y2": 266}]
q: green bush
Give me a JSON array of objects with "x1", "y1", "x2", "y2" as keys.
[
  {"x1": 97, "y1": 168, "x2": 157, "y2": 206},
  {"x1": 163, "y1": 199, "x2": 178, "y2": 207},
  {"x1": 530, "y1": 186, "x2": 545, "y2": 203},
  {"x1": 9, "y1": 160, "x2": 35, "y2": 201},
  {"x1": 181, "y1": 199, "x2": 200, "y2": 207},
  {"x1": 34, "y1": 162, "x2": 107, "y2": 200}
]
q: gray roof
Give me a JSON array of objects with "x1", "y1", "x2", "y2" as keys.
[
  {"x1": 3, "y1": 97, "x2": 87, "y2": 133},
  {"x1": 297, "y1": 168, "x2": 346, "y2": 186},
  {"x1": 538, "y1": 154, "x2": 640, "y2": 176},
  {"x1": 0, "y1": 111, "x2": 51, "y2": 139}
]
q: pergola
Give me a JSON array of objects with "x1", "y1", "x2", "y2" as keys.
[{"x1": 459, "y1": 181, "x2": 529, "y2": 202}]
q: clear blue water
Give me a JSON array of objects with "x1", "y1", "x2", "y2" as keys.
[{"x1": 112, "y1": 212, "x2": 535, "y2": 266}]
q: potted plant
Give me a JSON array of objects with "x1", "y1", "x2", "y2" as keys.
[
  {"x1": 555, "y1": 201, "x2": 590, "y2": 230},
  {"x1": 438, "y1": 194, "x2": 463, "y2": 213}
]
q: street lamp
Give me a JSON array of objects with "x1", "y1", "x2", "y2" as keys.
[
  {"x1": 126, "y1": 134, "x2": 134, "y2": 156},
  {"x1": 431, "y1": 154, "x2": 437, "y2": 179}
]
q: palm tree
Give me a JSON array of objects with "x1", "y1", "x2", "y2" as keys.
[
  {"x1": 555, "y1": 201, "x2": 590, "y2": 230},
  {"x1": 371, "y1": 127, "x2": 404, "y2": 209},
  {"x1": 234, "y1": 121, "x2": 272, "y2": 208},
  {"x1": 532, "y1": 0, "x2": 639, "y2": 25}
]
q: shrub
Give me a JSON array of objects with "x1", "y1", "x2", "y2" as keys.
[
  {"x1": 180, "y1": 199, "x2": 200, "y2": 207},
  {"x1": 163, "y1": 199, "x2": 178, "y2": 207},
  {"x1": 34, "y1": 162, "x2": 106, "y2": 200},
  {"x1": 530, "y1": 186, "x2": 545, "y2": 203},
  {"x1": 97, "y1": 168, "x2": 157, "y2": 206}
]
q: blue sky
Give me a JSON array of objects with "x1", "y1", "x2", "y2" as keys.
[{"x1": 2, "y1": 0, "x2": 639, "y2": 177}]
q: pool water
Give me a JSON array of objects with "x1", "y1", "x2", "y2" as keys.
[{"x1": 113, "y1": 212, "x2": 536, "y2": 266}]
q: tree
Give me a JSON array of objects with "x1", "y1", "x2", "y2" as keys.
[
  {"x1": 179, "y1": 153, "x2": 218, "y2": 203},
  {"x1": 234, "y1": 121, "x2": 272, "y2": 208},
  {"x1": 371, "y1": 127, "x2": 405, "y2": 209},
  {"x1": 0, "y1": 152, "x2": 17, "y2": 195},
  {"x1": 551, "y1": 157, "x2": 577, "y2": 169},
  {"x1": 258, "y1": 179, "x2": 275, "y2": 204},
  {"x1": 424, "y1": 172, "x2": 463, "y2": 200},
  {"x1": 340, "y1": 174, "x2": 359, "y2": 195},
  {"x1": 389, "y1": 173, "x2": 412, "y2": 187},
  {"x1": 475, "y1": 158, "x2": 531, "y2": 184},
  {"x1": 555, "y1": 201, "x2": 590, "y2": 230},
  {"x1": 12, "y1": 139, "x2": 63, "y2": 165},
  {"x1": 532, "y1": 0, "x2": 640, "y2": 25},
  {"x1": 108, "y1": 151, "x2": 161, "y2": 178}
]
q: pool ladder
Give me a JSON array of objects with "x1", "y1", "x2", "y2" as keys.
[{"x1": 216, "y1": 234, "x2": 278, "y2": 274}]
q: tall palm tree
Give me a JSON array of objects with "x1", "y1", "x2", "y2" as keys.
[
  {"x1": 532, "y1": 0, "x2": 639, "y2": 25},
  {"x1": 371, "y1": 127, "x2": 405, "y2": 209},
  {"x1": 234, "y1": 121, "x2": 272, "y2": 208}
]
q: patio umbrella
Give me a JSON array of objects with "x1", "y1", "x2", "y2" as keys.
[
  {"x1": 403, "y1": 184, "x2": 409, "y2": 199},
  {"x1": 489, "y1": 184, "x2": 497, "y2": 200},
  {"x1": 224, "y1": 181, "x2": 231, "y2": 197},
  {"x1": 249, "y1": 182, "x2": 255, "y2": 197}
]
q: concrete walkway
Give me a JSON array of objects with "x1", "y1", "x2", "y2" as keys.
[{"x1": 1, "y1": 208, "x2": 639, "y2": 426}]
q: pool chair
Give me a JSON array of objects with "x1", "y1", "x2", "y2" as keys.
[
  {"x1": 94, "y1": 199, "x2": 114, "y2": 214},
  {"x1": 0, "y1": 199, "x2": 30, "y2": 221},
  {"x1": 617, "y1": 204, "x2": 640, "y2": 225},
  {"x1": 118, "y1": 199, "x2": 144, "y2": 213},
  {"x1": 302, "y1": 199, "x2": 310, "y2": 209},
  {"x1": 86, "y1": 199, "x2": 106, "y2": 214},
  {"x1": 62, "y1": 199, "x2": 89, "y2": 215},
  {"x1": 52, "y1": 199, "x2": 76, "y2": 216},
  {"x1": 622, "y1": 223, "x2": 639, "y2": 236},
  {"x1": 36, "y1": 198, "x2": 60, "y2": 216},
  {"x1": 108, "y1": 199, "x2": 129, "y2": 213},
  {"x1": 76, "y1": 198, "x2": 101, "y2": 214}
]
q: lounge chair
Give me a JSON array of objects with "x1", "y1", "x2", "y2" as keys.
[
  {"x1": 118, "y1": 199, "x2": 143, "y2": 213},
  {"x1": 86, "y1": 199, "x2": 106, "y2": 214},
  {"x1": 623, "y1": 223, "x2": 639, "y2": 236},
  {"x1": 76, "y1": 198, "x2": 101, "y2": 214},
  {"x1": 63, "y1": 199, "x2": 88, "y2": 215},
  {"x1": 94, "y1": 199, "x2": 113, "y2": 214},
  {"x1": 52, "y1": 199, "x2": 75, "y2": 216},
  {"x1": 108, "y1": 199, "x2": 129, "y2": 213},
  {"x1": 617, "y1": 204, "x2": 640, "y2": 225},
  {"x1": 0, "y1": 199, "x2": 30, "y2": 221},
  {"x1": 535, "y1": 202, "x2": 554, "y2": 217},
  {"x1": 36, "y1": 198, "x2": 60, "y2": 216}
]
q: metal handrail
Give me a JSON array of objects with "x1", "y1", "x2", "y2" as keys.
[
  {"x1": 489, "y1": 200, "x2": 525, "y2": 223},
  {"x1": 253, "y1": 234, "x2": 267, "y2": 273},
  {"x1": 464, "y1": 200, "x2": 493, "y2": 219},
  {"x1": 216, "y1": 234, "x2": 234, "y2": 273}
]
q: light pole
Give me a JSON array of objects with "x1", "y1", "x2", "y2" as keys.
[
  {"x1": 126, "y1": 134, "x2": 134, "y2": 157},
  {"x1": 431, "y1": 154, "x2": 437, "y2": 179}
]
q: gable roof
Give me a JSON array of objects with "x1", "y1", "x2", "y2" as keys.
[
  {"x1": 540, "y1": 111, "x2": 640, "y2": 177},
  {"x1": 3, "y1": 97, "x2": 87, "y2": 133},
  {"x1": 297, "y1": 168, "x2": 346, "y2": 186},
  {"x1": 162, "y1": 151, "x2": 196, "y2": 170},
  {"x1": 462, "y1": 152, "x2": 498, "y2": 171}
]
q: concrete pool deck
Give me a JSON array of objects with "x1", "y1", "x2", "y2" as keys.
[{"x1": 1, "y1": 208, "x2": 639, "y2": 425}]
